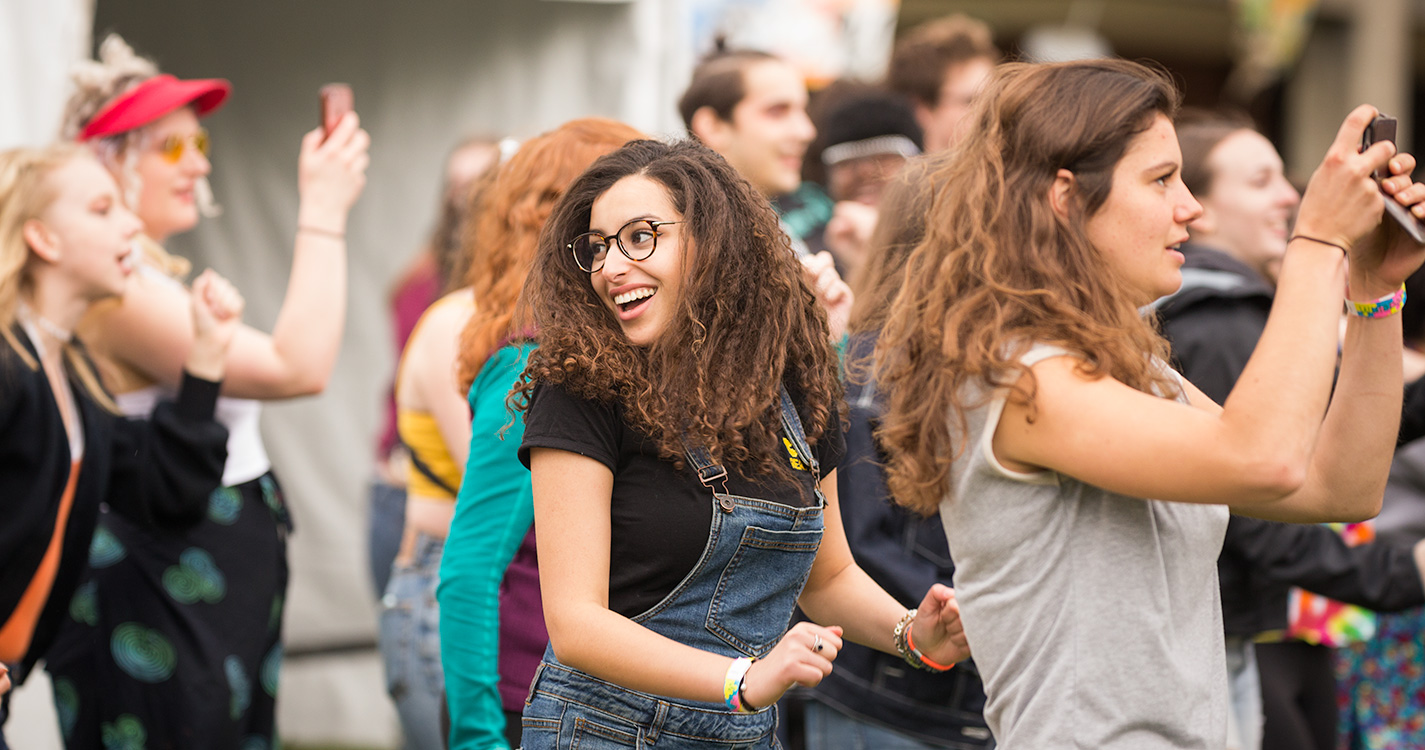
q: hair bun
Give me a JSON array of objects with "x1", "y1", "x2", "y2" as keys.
[{"x1": 60, "y1": 33, "x2": 159, "y2": 140}]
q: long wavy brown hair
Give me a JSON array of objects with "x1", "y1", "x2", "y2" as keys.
[
  {"x1": 847, "y1": 153, "x2": 946, "y2": 336},
  {"x1": 514, "y1": 139, "x2": 843, "y2": 482},
  {"x1": 456, "y1": 119, "x2": 643, "y2": 389},
  {"x1": 876, "y1": 58, "x2": 1183, "y2": 515}
]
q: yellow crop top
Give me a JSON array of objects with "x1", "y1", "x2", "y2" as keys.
[
  {"x1": 395, "y1": 291, "x2": 475, "y2": 501},
  {"x1": 398, "y1": 409, "x2": 462, "y2": 500}
]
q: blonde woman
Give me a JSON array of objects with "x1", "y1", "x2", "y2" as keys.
[
  {"x1": 41, "y1": 36, "x2": 368, "y2": 749},
  {"x1": 0, "y1": 144, "x2": 239, "y2": 748}
]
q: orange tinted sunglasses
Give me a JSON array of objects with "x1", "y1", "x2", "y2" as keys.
[{"x1": 158, "y1": 128, "x2": 211, "y2": 163}]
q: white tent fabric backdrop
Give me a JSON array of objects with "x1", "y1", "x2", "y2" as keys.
[
  {"x1": 6, "y1": 0, "x2": 689, "y2": 746},
  {"x1": 2, "y1": 0, "x2": 896, "y2": 745},
  {"x1": 0, "y1": 0, "x2": 93, "y2": 149}
]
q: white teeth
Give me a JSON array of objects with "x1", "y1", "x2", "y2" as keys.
[{"x1": 613, "y1": 287, "x2": 656, "y2": 306}]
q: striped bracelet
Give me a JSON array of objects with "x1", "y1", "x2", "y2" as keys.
[{"x1": 1346, "y1": 284, "x2": 1407, "y2": 319}]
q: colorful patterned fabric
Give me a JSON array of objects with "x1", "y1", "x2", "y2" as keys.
[
  {"x1": 1335, "y1": 605, "x2": 1425, "y2": 749},
  {"x1": 1285, "y1": 523, "x2": 1378, "y2": 648}
]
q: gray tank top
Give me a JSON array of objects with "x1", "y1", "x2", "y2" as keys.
[{"x1": 941, "y1": 344, "x2": 1229, "y2": 749}]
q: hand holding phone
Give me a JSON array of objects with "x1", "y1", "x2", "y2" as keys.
[
  {"x1": 1360, "y1": 114, "x2": 1425, "y2": 244},
  {"x1": 320, "y1": 84, "x2": 354, "y2": 142}
]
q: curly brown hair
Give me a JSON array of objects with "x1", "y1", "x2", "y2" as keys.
[
  {"x1": 514, "y1": 139, "x2": 843, "y2": 482},
  {"x1": 456, "y1": 119, "x2": 643, "y2": 389},
  {"x1": 875, "y1": 59, "x2": 1183, "y2": 515}
]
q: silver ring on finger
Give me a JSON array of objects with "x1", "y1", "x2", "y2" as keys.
[{"x1": 813, "y1": 635, "x2": 824, "y2": 652}]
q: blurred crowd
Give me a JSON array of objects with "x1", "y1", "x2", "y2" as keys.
[{"x1": 5, "y1": 11, "x2": 1425, "y2": 750}]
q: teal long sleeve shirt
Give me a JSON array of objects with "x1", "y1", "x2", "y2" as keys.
[{"x1": 437, "y1": 342, "x2": 537, "y2": 750}]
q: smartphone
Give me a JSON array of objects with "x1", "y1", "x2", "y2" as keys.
[
  {"x1": 320, "y1": 84, "x2": 354, "y2": 141},
  {"x1": 1360, "y1": 114, "x2": 1425, "y2": 244}
]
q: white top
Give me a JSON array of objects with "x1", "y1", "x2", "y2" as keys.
[
  {"x1": 116, "y1": 386, "x2": 270, "y2": 487},
  {"x1": 116, "y1": 262, "x2": 270, "y2": 486},
  {"x1": 941, "y1": 344, "x2": 1229, "y2": 749}
]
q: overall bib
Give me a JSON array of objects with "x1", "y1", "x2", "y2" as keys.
[{"x1": 521, "y1": 390, "x2": 826, "y2": 750}]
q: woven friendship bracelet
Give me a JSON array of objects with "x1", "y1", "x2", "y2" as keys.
[{"x1": 1346, "y1": 284, "x2": 1407, "y2": 319}]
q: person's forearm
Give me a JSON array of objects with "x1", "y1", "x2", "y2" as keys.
[
  {"x1": 1268, "y1": 300, "x2": 1403, "y2": 521},
  {"x1": 545, "y1": 602, "x2": 732, "y2": 704},
  {"x1": 1218, "y1": 242, "x2": 1347, "y2": 485},
  {"x1": 797, "y1": 561, "x2": 903, "y2": 654},
  {"x1": 265, "y1": 205, "x2": 349, "y2": 394}
]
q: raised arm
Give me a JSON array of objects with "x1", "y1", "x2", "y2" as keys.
[
  {"x1": 84, "y1": 113, "x2": 369, "y2": 399},
  {"x1": 995, "y1": 106, "x2": 1425, "y2": 523}
]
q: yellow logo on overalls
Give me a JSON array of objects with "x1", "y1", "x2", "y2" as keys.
[{"x1": 783, "y1": 437, "x2": 806, "y2": 471}]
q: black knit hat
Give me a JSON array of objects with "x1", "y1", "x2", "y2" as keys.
[{"x1": 818, "y1": 88, "x2": 924, "y2": 166}]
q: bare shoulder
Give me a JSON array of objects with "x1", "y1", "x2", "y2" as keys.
[
  {"x1": 79, "y1": 266, "x2": 194, "y2": 382},
  {"x1": 407, "y1": 289, "x2": 475, "y2": 358}
]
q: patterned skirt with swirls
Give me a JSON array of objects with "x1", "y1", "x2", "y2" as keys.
[
  {"x1": 44, "y1": 472, "x2": 291, "y2": 750},
  {"x1": 1335, "y1": 604, "x2": 1425, "y2": 750}
]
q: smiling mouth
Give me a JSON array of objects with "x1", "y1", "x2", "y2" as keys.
[{"x1": 614, "y1": 287, "x2": 656, "y2": 314}]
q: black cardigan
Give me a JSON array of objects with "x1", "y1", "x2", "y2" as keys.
[{"x1": 0, "y1": 327, "x2": 227, "y2": 683}]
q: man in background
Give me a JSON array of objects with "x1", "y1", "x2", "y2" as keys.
[{"x1": 887, "y1": 14, "x2": 1000, "y2": 154}]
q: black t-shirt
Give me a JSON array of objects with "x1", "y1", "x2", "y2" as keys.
[{"x1": 519, "y1": 380, "x2": 845, "y2": 618}]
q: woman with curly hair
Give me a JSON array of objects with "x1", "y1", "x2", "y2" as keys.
[
  {"x1": 513, "y1": 139, "x2": 970, "y2": 749},
  {"x1": 42, "y1": 35, "x2": 367, "y2": 750},
  {"x1": 380, "y1": 117, "x2": 639, "y2": 750},
  {"x1": 875, "y1": 58, "x2": 1425, "y2": 749}
]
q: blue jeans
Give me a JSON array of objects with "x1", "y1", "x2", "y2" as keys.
[
  {"x1": 804, "y1": 700, "x2": 967, "y2": 750},
  {"x1": 1225, "y1": 636, "x2": 1262, "y2": 750},
  {"x1": 369, "y1": 479, "x2": 407, "y2": 598},
  {"x1": 380, "y1": 534, "x2": 446, "y2": 750}
]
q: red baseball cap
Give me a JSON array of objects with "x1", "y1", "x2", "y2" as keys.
[{"x1": 78, "y1": 74, "x2": 232, "y2": 141}]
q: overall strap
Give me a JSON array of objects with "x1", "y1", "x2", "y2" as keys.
[
  {"x1": 680, "y1": 435, "x2": 730, "y2": 496},
  {"x1": 778, "y1": 385, "x2": 819, "y2": 478},
  {"x1": 681, "y1": 385, "x2": 818, "y2": 497}
]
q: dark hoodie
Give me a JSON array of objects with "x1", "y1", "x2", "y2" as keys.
[{"x1": 1155, "y1": 244, "x2": 1425, "y2": 637}]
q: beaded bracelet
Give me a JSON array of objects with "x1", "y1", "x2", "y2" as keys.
[
  {"x1": 723, "y1": 657, "x2": 756, "y2": 713},
  {"x1": 905, "y1": 621, "x2": 956, "y2": 672},
  {"x1": 1346, "y1": 284, "x2": 1407, "y2": 319}
]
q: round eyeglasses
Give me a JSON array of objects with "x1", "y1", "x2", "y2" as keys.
[{"x1": 568, "y1": 219, "x2": 680, "y2": 273}]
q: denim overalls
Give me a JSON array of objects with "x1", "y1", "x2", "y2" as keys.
[{"x1": 521, "y1": 389, "x2": 826, "y2": 750}]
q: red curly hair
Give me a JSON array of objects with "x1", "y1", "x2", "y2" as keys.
[{"x1": 456, "y1": 118, "x2": 643, "y2": 390}]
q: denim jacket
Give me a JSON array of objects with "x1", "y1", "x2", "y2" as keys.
[{"x1": 807, "y1": 334, "x2": 992, "y2": 748}]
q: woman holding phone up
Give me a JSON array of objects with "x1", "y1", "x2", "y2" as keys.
[
  {"x1": 43, "y1": 35, "x2": 368, "y2": 750},
  {"x1": 876, "y1": 59, "x2": 1425, "y2": 749}
]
